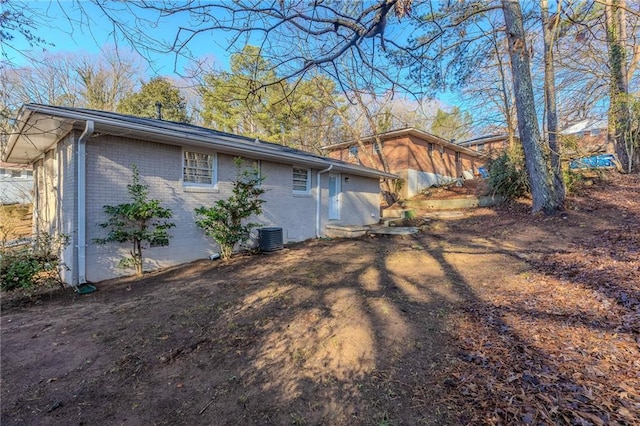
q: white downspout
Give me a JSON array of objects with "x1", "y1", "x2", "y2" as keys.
[
  {"x1": 77, "y1": 120, "x2": 94, "y2": 284},
  {"x1": 316, "y1": 165, "x2": 333, "y2": 238}
]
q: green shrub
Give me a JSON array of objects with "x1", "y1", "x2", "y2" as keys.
[
  {"x1": 563, "y1": 168, "x2": 583, "y2": 194},
  {"x1": 195, "y1": 158, "x2": 265, "y2": 260},
  {"x1": 0, "y1": 232, "x2": 69, "y2": 292},
  {"x1": 1, "y1": 251, "x2": 42, "y2": 291},
  {"x1": 93, "y1": 165, "x2": 175, "y2": 276},
  {"x1": 486, "y1": 148, "x2": 530, "y2": 200}
]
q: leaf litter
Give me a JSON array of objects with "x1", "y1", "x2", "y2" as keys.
[{"x1": 0, "y1": 172, "x2": 638, "y2": 425}]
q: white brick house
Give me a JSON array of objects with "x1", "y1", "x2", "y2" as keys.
[{"x1": 3, "y1": 104, "x2": 395, "y2": 285}]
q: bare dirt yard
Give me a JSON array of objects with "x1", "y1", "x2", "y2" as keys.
[{"x1": 1, "y1": 172, "x2": 638, "y2": 425}]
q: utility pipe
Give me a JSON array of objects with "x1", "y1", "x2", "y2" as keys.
[
  {"x1": 315, "y1": 165, "x2": 333, "y2": 238},
  {"x1": 77, "y1": 120, "x2": 94, "y2": 284}
]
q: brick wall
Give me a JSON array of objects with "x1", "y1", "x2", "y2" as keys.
[
  {"x1": 76, "y1": 135, "x2": 379, "y2": 282},
  {"x1": 325, "y1": 134, "x2": 478, "y2": 198}
]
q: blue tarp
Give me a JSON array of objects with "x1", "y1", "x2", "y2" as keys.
[
  {"x1": 569, "y1": 154, "x2": 618, "y2": 170},
  {"x1": 478, "y1": 167, "x2": 490, "y2": 179}
]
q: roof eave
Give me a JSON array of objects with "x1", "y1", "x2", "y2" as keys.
[
  {"x1": 321, "y1": 127, "x2": 483, "y2": 158},
  {"x1": 9, "y1": 104, "x2": 395, "y2": 179},
  {"x1": 2, "y1": 107, "x2": 33, "y2": 163}
]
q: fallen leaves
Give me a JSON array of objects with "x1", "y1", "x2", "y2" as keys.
[{"x1": 442, "y1": 173, "x2": 640, "y2": 424}]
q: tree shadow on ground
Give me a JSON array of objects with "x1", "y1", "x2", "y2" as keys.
[{"x1": 1, "y1": 175, "x2": 638, "y2": 425}]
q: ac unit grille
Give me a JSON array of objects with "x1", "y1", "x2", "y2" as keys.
[{"x1": 258, "y1": 227, "x2": 283, "y2": 252}]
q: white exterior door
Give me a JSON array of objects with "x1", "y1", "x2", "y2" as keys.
[{"x1": 328, "y1": 173, "x2": 341, "y2": 220}]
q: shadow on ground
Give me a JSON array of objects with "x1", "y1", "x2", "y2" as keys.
[{"x1": 1, "y1": 173, "x2": 638, "y2": 425}]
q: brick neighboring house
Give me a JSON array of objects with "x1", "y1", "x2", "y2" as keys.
[
  {"x1": 3, "y1": 104, "x2": 395, "y2": 285},
  {"x1": 0, "y1": 162, "x2": 33, "y2": 205},
  {"x1": 456, "y1": 134, "x2": 510, "y2": 158},
  {"x1": 560, "y1": 119, "x2": 609, "y2": 156},
  {"x1": 322, "y1": 128, "x2": 486, "y2": 199}
]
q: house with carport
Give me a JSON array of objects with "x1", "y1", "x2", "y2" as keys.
[
  {"x1": 322, "y1": 128, "x2": 486, "y2": 199},
  {"x1": 3, "y1": 104, "x2": 395, "y2": 285}
]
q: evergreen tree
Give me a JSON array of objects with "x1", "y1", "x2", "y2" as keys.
[
  {"x1": 430, "y1": 107, "x2": 473, "y2": 142},
  {"x1": 118, "y1": 77, "x2": 190, "y2": 122}
]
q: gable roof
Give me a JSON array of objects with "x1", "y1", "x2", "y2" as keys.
[
  {"x1": 3, "y1": 104, "x2": 396, "y2": 180},
  {"x1": 561, "y1": 119, "x2": 608, "y2": 135},
  {"x1": 457, "y1": 134, "x2": 510, "y2": 147},
  {"x1": 320, "y1": 127, "x2": 484, "y2": 158}
]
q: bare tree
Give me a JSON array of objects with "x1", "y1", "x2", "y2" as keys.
[
  {"x1": 502, "y1": 0, "x2": 561, "y2": 213},
  {"x1": 0, "y1": 0, "x2": 52, "y2": 64},
  {"x1": 605, "y1": 0, "x2": 635, "y2": 172},
  {"x1": 30, "y1": 0, "x2": 637, "y2": 211},
  {"x1": 74, "y1": 48, "x2": 141, "y2": 111},
  {"x1": 541, "y1": 0, "x2": 565, "y2": 201}
]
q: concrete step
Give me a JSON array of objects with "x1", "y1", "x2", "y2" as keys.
[{"x1": 325, "y1": 224, "x2": 368, "y2": 238}]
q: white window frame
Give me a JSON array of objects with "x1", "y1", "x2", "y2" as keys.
[
  {"x1": 183, "y1": 150, "x2": 217, "y2": 187},
  {"x1": 292, "y1": 167, "x2": 311, "y2": 194}
]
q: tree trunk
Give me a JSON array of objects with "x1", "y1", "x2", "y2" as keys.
[
  {"x1": 501, "y1": 0, "x2": 561, "y2": 214},
  {"x1": 605, "y1": 0, "x2": 632, "y2": 172},
  {"x1": 134, "y1": 239, "x2": 143, "y2": 276},
  {"x1": 490, "y1": 31, "x2": 516, "y2": 149},
  {"x1": 541, "y1": 0, "x2": 565, "y2": 201}
]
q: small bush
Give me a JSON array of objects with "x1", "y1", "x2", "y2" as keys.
[
  {"x1": 1, "y1": 251, "x2": 42, "y2": 291},
  {"x1": 195, "y1": 158, "x2": 265, "y2": 260},
  {"x1": 93, "y1": 165, "x2": 175, "y2": 276},
  {"x1": 486, "y1": 148, "x2": 530, "y2": 200},
  {"x1": 0, "y1": 232, "x2": 69, "y2": 292},
  {"x1": 563, "y1": 168, "x2": 583, "y2": 194}
]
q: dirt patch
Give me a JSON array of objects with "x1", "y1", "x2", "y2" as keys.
[
  {"x1": 0, "y1": 204, "x2": 32, "y2": 242},
  {"x1": 409, "y1": 178, "x2": 486, "y2": 200},
  {"x1": 1, "y1": 172, "x2": 639, "y2": 425}
]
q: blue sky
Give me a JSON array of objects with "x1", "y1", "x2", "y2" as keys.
[
  {"x1": 4, "y1": 1, "x2": 233, "y2": 75},
  {"x1": 4, "y1": 1, "x2": 464, "y2": 111}
]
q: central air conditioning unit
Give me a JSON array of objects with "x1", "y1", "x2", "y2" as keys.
[{"x1": 258, "y1": 227, "x2": 283, "y2": 252}]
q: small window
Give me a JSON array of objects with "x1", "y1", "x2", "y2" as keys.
[
  {"x1": 293, "y1": 167, "x2": 310, "y2": 193},
  {"x1": 428, "y1": 143, "x2": 434, "y2": 155},
  {"x1": 374, "y1": 141, "x2": 383, "y2": 154},
  {"x1": 250, "y1": 159, "x2": 263, "y2": 187},
  {"x1": 455, "y1": 152, "x2": 461, "y2": 163},
  {"x1": 183, "y1": 151, "x2": 216, "y2": 185},
  {"x1": 477, "y1": 143, "x2": 485, "y2": 152},
  {"x1": 348, "y1": 146, "x2": 358, "y2": 159},
  {"x1": 11, "y1": 170, "x2": 21, "y2": 178},
  {"x1": 591, "y1": 129, "x2": 601, "y2": 136}
]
